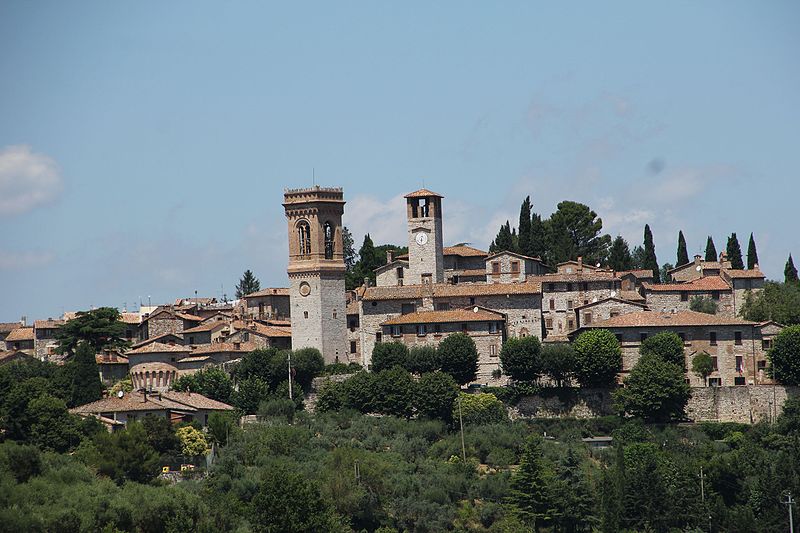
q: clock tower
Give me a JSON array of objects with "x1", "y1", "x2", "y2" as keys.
[
  {"x1": 405, "y1": 189, "x2": 444, "y2": 285},
  {"x1": 283, "y1": 186, "x2": 348, "y2": 364}
]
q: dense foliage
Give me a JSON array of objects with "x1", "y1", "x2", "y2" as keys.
[
  {"x1": 55, "y1": 307, "x2": 132, "y2": 356},
  {"x1": 741, "y1": 281, "x2": 800, "y2": 325},
  {"x1": 690, "y1": 295, "x2": 718, "y2": 315},
  {"x1": 499, "y1": 336, "x2": 542, "y2": 382},
  {"x1": 235, "y1": 269, "x2": 261, "y2": 299},
  {"x1": 437, "y1": 333, "x2": 479, "y2": 385},
  {"x1": 572, "y1": 329, "x2": 622, "y2": 387},
  {"x1": 639, "y1": 331, "x2": 685, "y2": 368},
  {"x1": 370, "y1": 341, "x2": 410, "y2": 372},
  {"x1": 614, "y1": 353, "x2": 692, "y2": 422},
  {"x1": 767, "y1": 325, "x2": 800, "y2": 385}
]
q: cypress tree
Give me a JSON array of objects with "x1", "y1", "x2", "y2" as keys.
[
  {"x1": 608, "y1": 235, "x2": 632, "y2": 271},
  {"x1": 705, "y1": 236, "x2": 717, "y2": 262},
  {"x1": 786, "y1": 254, "x2": 799, "y2": 283},
  {"x1": 492, "y1": 221, "x2": 515, "y2": 253},
  {"x1": 726, "y1": 233, "x2": 744, "y2": 270},
  {"x1": 676, "y1": 231, "x2": 689, "y2": 266},
  {"x1": 643, "y1": 224, "x2": 659, "y2": 283},
  {"x1": 69, "y1": 341, "x2": 103, "y2": 407},
  {"x1": 529, "y1": 212, "x2": 547, "y2": 260},
  {"x1": 518, "y1": 196, "x2": 532, "y2": 257},
  {"x1": 747, "y1": 233, "x2": 759, "y2": 269}
]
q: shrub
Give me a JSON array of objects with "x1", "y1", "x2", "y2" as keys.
[
  {"x1": 173, "y1": 366, "x2": 233, "y2": 402},
  {"x1": 371, "y1": 342, "x2": 409, "y2": 373},
  {"x1": 640, "y1": 331, "x2": 685, "y2": 368},
  {"x1": 768, "y1": 325, "x2": 800, "y2": 385},
  {"x1": 456, "y1": 393, "x2": 507, "y2": 426},
  {"x1": 691, "y1": 352, "x2": 714, "y2": 385},
  {"x1": 439, "y1": 333, "x2": 479, "y2": 385},
  {"x1": 176, "y1": 426, "x2": 209, "y2": 457},
  {"x1": 499, "y1": 336, "x2": 542, "y2": 382},
  {"x1": 259, "y1": 398, "x2": 297, "y2": 423},
  {"x1": 572, "y1": 329, "x2": 622, "y2": 388},
  {"x1": 540, "y1": 343, "x2": 576, "y2": 387},
  {"x1": 415, "y1": 372, "x2": 459, "y2": 422},
  {"x1": 340, "y1": 371, "x2": 378, "y2": 413}
]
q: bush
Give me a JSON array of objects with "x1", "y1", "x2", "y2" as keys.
[
  {"x1": 540, "y1": 343, "x2": 576, "y2": 387},
  {"x1": 572, "y1": 329, "x2": 622, "y2": 388},
  {"x1": 456, "y1": 393, "x2": 507, "y2": 426},
  {"x1": 322, "y1": 362, "x2": 362, "y2": 376},
  {"x1": 259, "y1": 398, "x2": 297, "y2": 423},
  {"x1": 499, "y1": 336, "x2": 542, "y2": 382},
  {"x1": 439, "y1": 333, "x2": 479, "y2": 385},
  {"x1": 768, "y1": 325, "x2": 800, "y2": 385},
  {"x1": 408, "y1": 346, "x2": 440, "y2": 374},
  {"x1": 371, "y1": 342, "x2": 409, "y2": 373},
  {"x1": 415, "y1": 372, "x2": 459, "y2": 422},
  {"x1": 0, "y1": 441, "x2": 41, "y2": 482},
  {"x1": 690, "y1": 296, "x2": 718, "y2": 315},
  {"x1": 176, "y1": 426, "x2": 209, "y2": 457},
  {"x1": 613, "y1": 354, "x2": 691, "y2": 422},
  {"x1": 291, "y1": 348, "x2": 325, "y2": 389},
  {"x1": 373, "y1": 367, "x2": 415, "y2": 418},
  {"x1": 173, "y1": 366, "x2": 233, "y2": 403},
  {"x1": 640, "y1": 331, "x2": 685, "y2": 368},
  {"x1": 340, "y1": 371, "x2": 378, "y2": 413},
  {"x1": 231, "y1": 377, "x2": 271, "y2": 414}
]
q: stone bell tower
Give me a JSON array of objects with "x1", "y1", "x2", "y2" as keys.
[
  {"x1": 283, "y1": 186, "x2": 348, "y2": 364},
  {"x1": 406, "y1": 188, "x2": 444, "y2": 285}
]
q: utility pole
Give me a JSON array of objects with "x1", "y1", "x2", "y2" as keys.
[
  {"x1": 458, "y1": 395, "x2": 466, "y2": 463},
  {"x1": 784, "y1": 491, "x2": 795, "y2": 533},
  {"x1": 288, "y1": 352, "x2": 293, "y2": 400},
  {"x1": 700, "y1": 466, "x2": 711, "y2": 532},
  {"x1": 354, "y1": 460, "x2": 360, "y2": 484}
]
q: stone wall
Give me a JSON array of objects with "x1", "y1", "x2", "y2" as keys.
[
  {"x1": 510, "y1": 385, "x2": 799, "y2": 424},
  {"x1": 644, "y1": 290, "x2": 734, "y2": 318}
]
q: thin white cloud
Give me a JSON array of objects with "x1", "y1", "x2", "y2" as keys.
[
  {"x1": 343, "y1": 193, "x2": 407, "y2": 245},
  {"x1": 0, "y1": 250, "x2": 55, "y2": 270},
  {"x1": 0, "y1": 145, "x2": 63, "y2": 216}
]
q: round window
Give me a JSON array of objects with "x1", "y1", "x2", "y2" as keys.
[{"x1": 299, "y1": 282, "x2": 311, "y2": 297}]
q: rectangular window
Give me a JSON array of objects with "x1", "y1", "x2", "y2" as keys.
[
  {"x1": 709, "y1": 377, "x2": 722, "y2": 387},
  {"x1": 549, "y1": 299, "x2": 555, "y2": 310},
  {"x1": 678, "y1": 332, "x2": 686, "y2": 342},
  {"x1": 189, "y1": 336, "x2": 194, "y2": 344},
  {"x1": 304, "y1": 311, "x2": 308, "y2": 319},
  {"x1": 567, "y1": 318, "x2": 575, "y2": 330},
  {"x1": 736, "y1": 355, "x2": 744, "y2": 373},
  {"x1": 712, "y1": 291, "x2": 720, "y2": 301},
  {"x1": 376, "y1": 332, "x2": 382, "y2": 343},
  {"x1": 566, "y1": 283, "x2": 573, "y2": 292},
  {"x1": 492, "y1": 262, "x2": 501, "y2": 274},
  {"x1": 734, "y1": 376, "x2": 746, "y2": 385},
  {"x1": 581, "y1": 282, "x2": 588, "y2": 291},
  {"x1": 434, "y1": 324, "x2": 441, "y2": 334},
  {"x1": 390, "y1": 325, "x2": 401, "y2": 337},
  {"x1": 350, "y1": 341, "x2": 356, "y2": 353},
  {"x1": 547, "y1": 283, "x2": 554, "y2": 291},
  {"x1": 567, "y1": 300, "x2": 573, "y2": 310},
  {"x1": 416, "y1": 324, "x2": 427, "y2": 336},
  {"x1": 545, "y1": 318, "x2": 553, "y2": 329},
  {"x1": 735, "y1": 331, "x2": 742, "y2": 345},
  {"x1": 762, "y1": 339, "x2": 772, "y2": 350},
  {"x1": 710, "y1": 332, "x2": 717, "y2": 346},
  {"x1": 401, "y1": 303, "x2": 416, "y2": 315},
  {"x1": 490, "y1": 345, "x2": 498, "y2": 357},
  {"x1": 615, "y1": 333, "x2": 623, "y2": 343},
  {"x1": 435, "y1": 302, "x2": 450, "y2": 311},
  {"x1": 680, "y1": 292, "x2": 688, "y2": 302},
  {"x1": 610, "y1": 311, "x2": 619, "y2": 318},
  {"x1": 757, "y1": 360, "x2": 767, "y2": 370},
  {"x1": 461, "y1": 323, "x2": 469, "y2": 333},
  {"x1": 640, "y1": 332, "x2": 648, "y2": 342},
  {"x1": 243, "y1": 332, "x2": 249, "y2": 342},
  {"x1": 511, "y1": 261, "x2": 520, "y2": 273},
  {"x1": 583, "y1": 312, "x2": 592, "y2": 325},
  {"x1": 489, "y1": 322, "x2": 499, "y2": 334},
  {"x1": 711, "y1": 356, "x2": 718, "y2": 371},
  {"x1": 469, "y1": 297, "x2": 475, "y2": 305},
  {"x1": 397, "y1": 267, "x2": 404, "y2": 279}
]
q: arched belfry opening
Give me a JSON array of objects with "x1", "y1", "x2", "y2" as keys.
[
  {"x1": 297, "y1": 221, "x2": 311, "y2": 256},
  {"x1": 324, "y1": 221, "x2": 334, "y2": 260}
]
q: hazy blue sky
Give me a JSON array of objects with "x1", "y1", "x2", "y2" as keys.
[{"x1": 1, "y1": 1, "x2": 798, "y2": 321}]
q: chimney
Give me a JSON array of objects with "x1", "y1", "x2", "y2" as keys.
[
  {"x1": 577, "y1": 257, "x2": 583, "y2": 271},
  {"x1": 20, "y1": 316, "x2": 26, "y2": 327},
  {"x1": 694, "y1": 254, "x2": 701, "y2": 266},
  {"x1": 143, "y1": 391, "x2": 148, "y2": 402},
  {"x1": 719, "y1": 251, "x2": 726, "y2": 262},
  {"x1": 363, "y1": 277, "x2": 370, "y2": 288},
  {"x1": 387, "y1": 249, "x2": 395, "y2": 263}
]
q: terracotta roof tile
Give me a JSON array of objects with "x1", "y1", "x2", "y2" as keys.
[
  {"x1": 485, "y1": 250, "x2": 544, "y2": 262},
  {"x1": 161, "y1": 391, "x2": 234, "y2": 411},
  {"x1": 454, "y1": 268, "x2": 489, "y2": 277},
  {"x1": 34, "y1": 319, "x2": 64, "y2": 329},
  {"x1": 176, "y1": 312, "x2": 204, "y2": 322},
  {"x1": 127, "y1": 342, "x2": 191, "y2": 355},
  {"x1": 668, "y1": 261, "x2": 723, "y2": 274},
  {"x1": 189, "y1": 341, "x2": 258, "y2": 354},
  {"x1": 534, "y1": 272, "x2": 618, "y2": 283},
  {"x1": 362, "y1": 280, "x2": 541, "y2": 301},
  {"x1": 130, "y1": 333, "x2": 183, "y2": 349},
  {"x1": 404, "y1": 188, "x2": 444, "y2": 199},
  {"x1": 346, "y1": 301, "x2": 359, "y2": 315},
  {"x1": 70, "y1": 391, "x2": 196, "y2": 414},
  {"x1": 5, "y1": 327, "x2": 34, "y2": 342},
  {"x1": 643, "y1": 276, "x2": 731, "y2": 292},
  {"x1": 0, "y1": 323, "x2": 20, "y2": 334},
  {"x1": 232, "y1": 321, "x2": 292, "y2": 338},
  {"x1": 723, "y1": 269, "x2": 766, "y2": 279},
  {"x1": 0, "y1": 350, "x2": 32, "y2": 364},
  {"x1": 581, "y1": 310, "x2": 755, "y2": 329},
  {"x1": 120, "y1": 313, "x2": 141, "y2": 324},
  {"x1": 444, "y1": 245, "x2": 487, "y2": 257},
  {"x1": 244, "y1": 288, "x2": 290, "y2": 298},
  {"x1": 183, "y1": 321, "x2": 229, "y2": 334},
  {"x1": 382, "y1": 307, "x2": 505, "y2": 326},
  {"x1": 574, "y1": 297, "x2": 648, "y2": 310},
  {"x1": 617, "y1": 269, "x2": 655, "y2": 279},
  {"x1": 619, "y1": 290, "x2": 646, "y2": 302}
]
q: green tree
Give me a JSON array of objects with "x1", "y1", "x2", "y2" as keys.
[
  {"x1": 407, "y1": 345, "x2": 440, "y2": 374},
  {"x1": 342, "y1": 226, "x2": 356, "y2": 271},
  {"x1": 767, "y1": 325, "x2": 800, "y2": 385},
  {"x1": 490, "y1": 221, "x2": 515, "y2": 253},
  {"x1": 356, "y1": 233, "x2": 383, "y2": 286},
  {"x1": 705, "y1": 236, "x2": 717, "y2": 262},
  {"x1": 235, "y1": 269, "x2": 261, "y2": 299},
  {"x1": 630, "y1": 245, "x2": 646, "y2": 269},
  {"x1": 370, "y1": 341, "x2": 409, "y2": 373},
  {"x1": 92, "y1": 421, "x2": 160, "y2": 484},
  {"x1": 176, "y1": 426, "x2": 209, "y2": 457},
  {"x1": 499, "y1": 336, "x2": 542, "y2": 382},
  {"x1": 529, "y1": 211, "x2": 547, "y2": 259},
  {"x1": 613, "y1": 353, "x2": 690, "y2": 422},
  {"x1": 141, "y1": 414, "x2": 181, "y2": 455},
  {"x1": 338, "y1": 371, "x2": 378, "y2": 413},
  {"x1": 786, "y1": 254, "x2": 798, "y2": 283},
  {"x1": 608, "y1": 235, "x2": 632, "y2": 271},
  {"x1": 639, "y1": 331, "x2": 685, "y2": 368},
  {"x1": 173, "y1": 366, "x2": 233, "y2": 403},
  {"x1": 540, "y1": 343, "x2": 576, "y2": 387},
  {"x1": 643, "y1": 224, "x2": 659, "y2": 283},
  {"x1": 545, "y1": 201, "x2": 611, "y2": 266},
  {"x1": 659, "y1": 262, "x2": 673, "y2": 283},
  {"x1": 518, "y1": 196, "x2": 533, "y2": 257},
  {"x1": 291, "y1": 347, "x2": 325, "y2": 389},
  {"x1": 690, "y1": 296, "x2": 718, "y2": 315},
  {"x1": 676, "y1": 230, "x2": 689, "y2": 266},
  {"x1": 27, "y1": 394, "x2": 82, "y2": 453},
  {"x1": 414, "y1": 372, "x2": 459, "y2": 422},
  {"x1": 550, "y1": 447, "x2": 595, "y2": 533},
  {"x1": 0, "y1": 441, "x2": 42, "y2": 483},
  {"x1": 55, "y1": 307, "x2": 131, "y2": 357},
  {"x1": 232, "y1": 377, "x2": 271, "y2": 414},
  {"x1": 572, "y1": 329, "x2": 622, "y2": 387},
  {"x1": 438, "y1": 333, "x2": 479, "y2": 385},
  {"x1": 250, "y1": 467, "x2": 344, "y2": 532},
  {"x1": 726, "y1": 233, "x2": 744, "y2": 270},
  {"x1": 747, "y1": 233, "x2": 759, "y2": 270},
  {"x1": 456, "y1": 392, "x2": 507, "y2": 426},
  {"x1": 691, "y1": 352, "x2": 714, "y2": 386},
  {"x1": 373, "y1": 366, "x2": 415, "y2": 418},
  {"x1": 507, "y1": 435, "x2": 554, "y2": 531},
  {"x1": 68, "y1": 341, "x2": 103, "y2": 407},
  {"x1": 741, "y1": 281, "x2": 800, "y2": 325},
  {"x1": 207, "y1": 411, "x2": 238, "y2": 446}
]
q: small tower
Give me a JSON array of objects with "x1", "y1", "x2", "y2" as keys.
[
  {"x1": 405, "y1": 188, "x2": 444, "y2": 285},
  {"x1": 283, "y1": 186, "x2": 348, "y2": 364}
]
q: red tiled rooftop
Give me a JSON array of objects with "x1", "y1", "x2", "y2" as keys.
[
  {"x1": 363, "y1": 280, "x2": 541, "y2": 301},
  {"x1": 5, "y1": 327, "x2": 34, "y2": 342},
  {"x1": 381, "y1": 307, "x2": 505, "y2": 326},
  {"x1": 643, "y1": 276, "x2": 731, "y2": 292},
  {"x1": 581, "y1": 310, "x2": 755, "y2": 329},
  {"x1": 244, "y1": 288, "x2": 290, "y2": 298},
  {"x1": 404, "y1": 188, "x2": 444, "y2": 199}
]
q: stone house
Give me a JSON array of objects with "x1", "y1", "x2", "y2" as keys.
[
  {"x1": 226, "y1": 321, "x2": 292, "y2": 350},
  {"x1": 555, "y1": 257, "x2": 599, "y2": 275},
  {"x1": 0, "y1": 322, "x2": 21, "y2": 344},
  {"x1": 642, "y1": 276, "x2": 734, "y2": 317},
  {"x1": 127, "y1": 342, "x2": 191, "y2": 391},
  {"x1": 573, "y1": 297, "x2": 649, "y2": 329},
  {"x1": 70, "y1": 390, "x2": 234, "y2": 429},
  {"x1": 96, "y1": 350, "x2": 129, "y2": 385},
  {"x1": 380, "y1": 306, "x2": 506, "y2": 381},
  {"x1": 182, "y1": 321, "x2": 230, "y2": 346},
  {"x1": 572, "y1": 310, "x2": 769, "y2": 387},
  {"x1": 33, "y1": 319, "x2": 64, "y2": 361},
  {"x1": 375, "y1": 259, "x2": 409, "y2": 287},
  {"x1": 138, "y1": 309, "x2": 202, "y2": 341},
  {"x1": 0, "y1": 350, "x2": 33, "y2": 366},
  {"x1": 617, "y1": 269, "x2": 655, "y2": 291},
  {"x1": 129, "y1": 333, "x2": 184, "y2": 350},
  {"x1": 668, "y1": 254, "x2": 731, "y2": 282},
  {"x1": 443, "y1": 245, "x2": 489, "y2": 283},
  {"x1": 5, "y1": 327, "x2": 34, "y2": 353},
  {"x1": 485, "y1": 251, "x2": 548, "y2": 283},
  {"x1": 358, "y1": 281, "x2": 542, "y2": 370},
  {"x1": 346, "y1": 300, "x2": 361, "y2": 362},
  {"x1": 721, "y1": 268, "x2": 766, "y2": 316},
  {"x1": 536, "y1": 271, "x2": 621, "y2": 338},
  {"x1": 119, "y1": 313, "x2": 141, "y2": 342},
  {"x1": 242, "y1": 288, "x2": 291, "y2": 320}
]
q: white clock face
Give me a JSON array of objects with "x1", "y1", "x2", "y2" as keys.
[{"x1": 415, "y1": 232, "x2": 428, "y2": 246}]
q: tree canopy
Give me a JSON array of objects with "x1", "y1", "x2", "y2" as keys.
[
  {"x1": 235, "y1": 269, "x2": 261, "y2": 298},
  {"x1": 639, "y1": 331, "x2": 685, "y2": 368},
  {"x1": 676, "y1": 230, "x2": 689, "y2": 266},
  {"x1": 643, "y1": 224, "x2": 659, "y2": 283},
  {"x1": 55, "y1": 307, "x2": 131, "y2": 357},
  {"x1": 726, "y1": 233, "x2": 744, "y2": 270},
  {"x1": 608, "y1": 235, "x2": 632, "y2": 271},
  {"x1": 572, "y1": 329, "x2": 622, "y2": 387},
  {"x1": 741, "y1": 281, "x2": 800, "y2": 325},
  {"x1": 614, "y1": 353, "x2": 691, "y2": 422},
  {"x1": 747, "y1": 233, "x2": 759, "y2": 270},
  {"x1": 785, "y1": 254, "x2": 798, "y2": 283},
  {"x1": 767, "y1": 325, "x2": 800, "y2": 385},
  {"x1": 499, "y1": 336, "x2": 542, "y2": 382},
  {"x1": 546, "y1": 201, "x2": 611, "y2": 266},
  {"x1": 437, "y1": 333, "x2": 479, "y2": 385},
  {"x1": 705, "y1": 236, "x2": 717, "y2": 262}
]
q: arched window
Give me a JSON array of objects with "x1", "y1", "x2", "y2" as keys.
[
  {"x1": 297, "y1": 221, "x2": 311, "y2": 255},
  {"x1": 324, "y1": 222, "x2": 334, "y2": 259}
]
